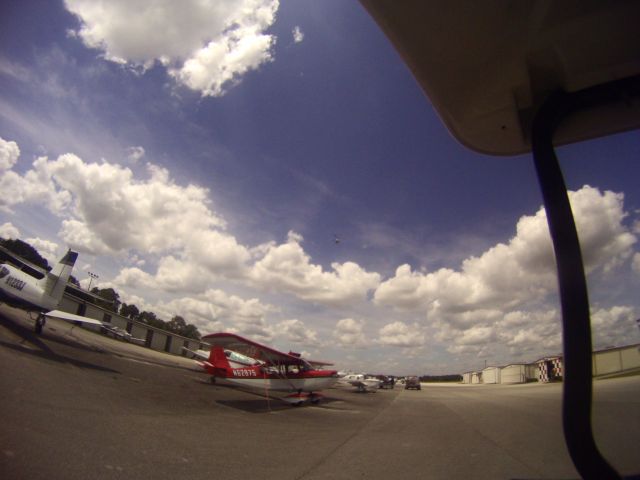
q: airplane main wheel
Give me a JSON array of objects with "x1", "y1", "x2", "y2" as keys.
[
  {"x1": 209, "y1": 377, "x2": 216, "y2": 385},
  {"x1": 34, "y1": 316, "x2": 45, "y2": 334}
]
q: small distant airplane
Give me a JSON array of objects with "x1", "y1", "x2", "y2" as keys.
[
  {"x1": 0, "y1": 249, "x2": 104, "y2": 333},
  {"x1": 102, "y1": 324, "x2": 145, "y2": 345},
  {"x1": 338, "y1": 373, "x2": 381, "y2": 392},
  {"x1": 193, "y1": 332, "x2": 338, "y2": 405}
]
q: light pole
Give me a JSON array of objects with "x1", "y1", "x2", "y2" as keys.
[{"x1": 87, "y1": 271, "x2": 99, "y2": 291}]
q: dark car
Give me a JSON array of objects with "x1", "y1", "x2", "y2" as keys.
[
  {"x1": 404, "y1": 376, "x2": 421, "y2": 390},
  {"x1": 376, "y1": 375, "x2": 395, "y2": 389}
]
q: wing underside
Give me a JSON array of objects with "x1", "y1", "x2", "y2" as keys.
[
  {"x1": 202, "y1": 332, "x2": 301, "y2": 365},
  {"x1": 45, "y1": 309, "x2": 104, "y2": 326}
]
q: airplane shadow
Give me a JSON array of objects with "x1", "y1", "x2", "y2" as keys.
[
  {"x1": 215, "y1": 398, "x2": 291, "y2": 413},
  {"x1": 215, "y1": 397, "x2": 342, "y2": 413},
  {"x1": 0, "y1": 312, "x2": 120, "y2": 374},
  {"x1": 205, "y1": 383, "x2": 341, "y2": 413}
]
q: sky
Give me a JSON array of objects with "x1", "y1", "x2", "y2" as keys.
[{"x1": 1, "y1": 0, "x2": 639, "y2": 375}]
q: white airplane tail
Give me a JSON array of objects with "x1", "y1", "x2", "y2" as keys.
[{"x1": 37, "y1": 250, "x2": 78, "y2": 303}]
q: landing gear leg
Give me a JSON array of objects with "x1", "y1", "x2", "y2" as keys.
[{"x1": 34, "y1": 314, "x2": 46, "y2": 334}]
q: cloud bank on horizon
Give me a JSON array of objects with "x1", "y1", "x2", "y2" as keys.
[{"x1": 1, "y1": 135, "x2": 638, "y2": 372}]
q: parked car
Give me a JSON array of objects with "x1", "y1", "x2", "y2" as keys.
[
  {"x1": 404, "y1": 376, "x2": 421, "y2": 390},
  {"x1": 376, "y1": 375, "x2": 395, "y2": 389}
]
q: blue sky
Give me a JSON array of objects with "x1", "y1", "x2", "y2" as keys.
[{"x1": 1, "y1": 0, "x2": 639, "y2": 374}]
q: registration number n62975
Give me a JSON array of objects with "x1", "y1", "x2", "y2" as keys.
[{"x1": 232, "y1": 368, "x2": 257, "y2": 377}]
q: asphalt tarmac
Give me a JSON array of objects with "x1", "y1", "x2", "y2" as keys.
[{"x1": 1, "y1": 305, "x2": 639, "y2": 479}]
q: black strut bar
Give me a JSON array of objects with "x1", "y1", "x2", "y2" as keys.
[{"x1": 531, "y1": 75, "x2": 640, "y2": 480}]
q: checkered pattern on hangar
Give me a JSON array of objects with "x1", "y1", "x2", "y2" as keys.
[{"x1": 537, "y1": 357, "x2": 563, "y2": 382}]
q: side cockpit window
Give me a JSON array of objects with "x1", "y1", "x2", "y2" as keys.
[{"x1": 0, "y1": 266, "x2": 10, "y2": 279}]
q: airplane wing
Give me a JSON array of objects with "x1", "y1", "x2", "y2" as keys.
[
  {"x1": 44, "y1": 309, "x2": 104, "y2": 326},
  {"x1": 347, "y1": 378, "x2": 381, "y2": 391},
  {"x1": 286, "y1": 350, "x2": 333, "y2": 368},
  {"x1": 0, "y1": 244, "x2": 48, "y2": 277},
  {"x1": 202, "y1": 332, "x2": 304, "y2": 366},
  {"x1": 306, "y1": 359, "x2": 334, "y2": 368},
  {"x1": 181, "y1": 346, "x2": 210, "y2": 360}
]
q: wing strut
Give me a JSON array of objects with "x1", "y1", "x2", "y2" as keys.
[{"x1": 531, "y1": 75, "x2": 639, "y2": 480}]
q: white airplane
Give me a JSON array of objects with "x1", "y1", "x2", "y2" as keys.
[
  {"x1": 102, "y1": 323, "x2": 145, "y2": 345},
  {"x1": 338, "y1": 373, "x2": 381, "y2": 392},
  {"x1": 0, "y1": 249, "x2": 104, "y2": 333}
]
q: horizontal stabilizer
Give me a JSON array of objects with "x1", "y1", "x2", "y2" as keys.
[{"x1": 45, "y1": 310, "x2": 104, "y2": 326}]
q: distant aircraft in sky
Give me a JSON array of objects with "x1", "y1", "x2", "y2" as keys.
[
  {"x1": 0, "y1": 249, "x2": 104, "y2": 333},
  {"x1": 192, "y1": 332, "x2": 338, "y2": 405},
  {"x1": 333, "y1": 234, "x2": 341, "y2": 244}
]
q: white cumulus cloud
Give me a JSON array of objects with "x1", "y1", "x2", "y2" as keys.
[
  {"x1": 292, "y1": 26, "x2": 304, "y2": 43},
  {"x1": 334, "y1": 318, "x2": 368, "y2": 348},
  {"x1": 125, "y1": 146, "x2": 145, "y2": 163},
  {"x1": 377, "y1": 321, "x2": 425, "y2": 347},
  {"x1": 249, "y1": 231, "x2": 380, "y2": 306},
  {"x1": 0, "y1": 153, "x2": 231, "y2": 257},
  {"x1": 0, "y1": 222, "x2": 20, "y2": 239},
  {"x1": 374, "y1": 185, "x2": 638, "y2": 362},
  {"x1": 375, "y1": 186, "x2": 636, "y2": 320},
  {"x1": 25, "y1": 237, "x2": 60, "y2": 264},
  {"x1": 0, "y1": 137, "x2": 20, "y2": 171},
  {"x1": 153, "y1": 288, "x2": 273, "y2": 338},
  {"x1": 275, "y1": 318, "x2": 318, "y2": 346},
  {"x1": 65, "y1": 0, "x2": 280, "y2": 97},
  {"x1": 591, "y1": 305, "x2": 639, "y2": 349}
]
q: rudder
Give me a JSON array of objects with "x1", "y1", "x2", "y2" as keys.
[
  {"x1": 209, "y1": 346, "x2": 232, "y2": 371},
  {"x1": 38, "y1": 250, "x2": 78, "y2": 303}
]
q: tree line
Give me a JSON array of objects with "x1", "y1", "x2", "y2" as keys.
[{"x1": 1, "y1": 238, "x2": 201, "y2": 340}]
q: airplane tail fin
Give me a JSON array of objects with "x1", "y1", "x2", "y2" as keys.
[
  {"x1": 37, "y1": 250, "x2": 78, "y2": 304},
  {"x1": 209, "y1": 346, "x2": 231, "y2": 368},
  {"x1": 205, "y1": 346, "x2": 232, "y2": 377}
]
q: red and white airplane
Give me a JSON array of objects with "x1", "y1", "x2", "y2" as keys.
[
  {"x1": 193, "y1": 332, "x2": 339, "y2": 405},
  {"x1": 0, "y1": 248, "x2": 104, "y2": 333}
]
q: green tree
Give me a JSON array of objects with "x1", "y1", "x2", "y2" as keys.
[
  {"x1": 119, "y1": 303, "x2": 140, "y2": 320},
  {"x1": 138, "y1": 311, "x2": 166, "y2": 329},
  {"x1": 90, "y1": 287, "x2": 121, "y2": 313},
  {"x1": 182, "y1": 324, "x2": 201, "y2": 340},
  {"x1": 0, "y1": 238, "x2": 50, "y2": 271},
  {"x1": 166, "y1": 315, "x2": 187, "y2": 335}
]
